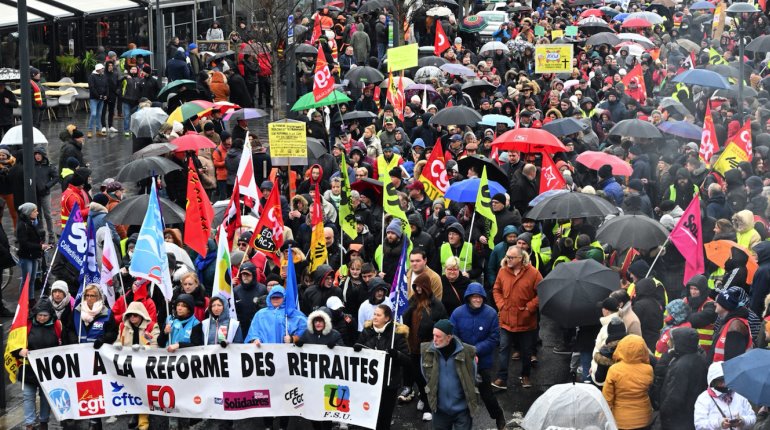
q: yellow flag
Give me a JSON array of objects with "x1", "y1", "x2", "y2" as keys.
[
  {"x1": 709, "y1": 48, "x2": 728, "y2": 65},
  {"x1": 713, "y1": 142, "x2": 750, "y2": 175},
  {"x1": 4, "y1": 276, "x2": 30, "y2": 383},
  {"x1": 310, "y1": 222, "x2": 328, "y2": 272},
  {"x1": 383, "y1": 179, "x2": 411, "y2": 236},
  {"x1": 338, "y1": 155, "x2": 358, "y2": 240},
  {"x1": 475, "y1": 167, "x2": 497, "y2": 250}
]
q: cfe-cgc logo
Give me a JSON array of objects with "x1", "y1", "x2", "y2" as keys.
[
  {"x1": 48, "y1": 388, "x2": 72, "y2": 415},
  {"x1": 323, "y1": 384, "x2": 352, "y2": 420},
  {"x1": 76, "y1": 380, "x2": 105, "y2": 417},
  {"x1": 284, "y1": 387, "x2": 304, "y2": 409},
  {"x1": 221, "y1": 390, "x2": 271, "y2": 411}
]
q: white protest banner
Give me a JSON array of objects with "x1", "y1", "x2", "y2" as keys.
[{"x1": 29, "y1": 344, "x2": 386, "y2": 429}]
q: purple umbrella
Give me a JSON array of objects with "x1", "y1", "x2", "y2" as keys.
[
  {"x1": 404, "y1": 84, "x2": 442, "y2": 103},
  {"x1": 440, "y1": 63, "x2": 477, "y2": 77},
  {"x1": 223, "y1": 108, "x2": 268, "y2": 122}
]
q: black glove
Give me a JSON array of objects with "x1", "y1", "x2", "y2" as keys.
[
  {"x1": 295, "y1": 339, "x2": 304, "y2": 347},
  {"x1": 353, "y1": 343, "x2": 363, "y2": 352},
  {"x1": 93, "y1": 339, "x2": 104, "y2": 349},
  {"x1": 327, "y1": 341, "x2": 336, "y2": 349},
  {"x1": 219, "y1": 340, "x2": 228, "y2": 348},
  {"x1": 387, "y1": 348, "x2": 398, "y2": 358}
]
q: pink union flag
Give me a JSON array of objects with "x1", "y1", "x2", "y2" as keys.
[{"x1": 670, "y1": 195, "x2": 704, "y2": 285}]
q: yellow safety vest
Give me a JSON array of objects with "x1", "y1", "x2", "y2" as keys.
[
  {"x1": 440, "y1": 242, "x2": 473, "y2": 272},
  {"x1": 377, "y1": 154, "x2": 403, "y2": 183}
]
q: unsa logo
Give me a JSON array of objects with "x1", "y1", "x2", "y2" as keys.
[{"x1": 48, "y1": 388, "x2": 72, "y2": 415}]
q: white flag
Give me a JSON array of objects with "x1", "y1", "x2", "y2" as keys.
[
  {"x1": 236, "y1": 136, "x2": 260, "y2": 212},
  {"x1": 99, "y1": 234, "x2": 120, "y2": 307}
]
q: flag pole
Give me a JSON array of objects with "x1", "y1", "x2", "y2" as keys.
[
  {"x1": 462, "y1": 211, "x2": 476, "y2": 273},
  {"x1": 39, "y1": 246, "x2": 59, "y2": 298},
  {"x1": 644, "y1": 234, "x2": 671, "y2": 279},
  {"x1": 381, "y1": 211, "x2": 386, "y2": 248}
]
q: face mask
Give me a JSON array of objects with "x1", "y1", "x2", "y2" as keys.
[{"x1": 128, "y1": 251, "x2": 134, "y2": 258}]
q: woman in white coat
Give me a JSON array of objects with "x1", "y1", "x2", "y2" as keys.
[{"x1": 694, "y1": 361, "x2": 756, "y2": 430}]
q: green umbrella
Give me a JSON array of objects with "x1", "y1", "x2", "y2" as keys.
[
  {"x1": 291, "y1": 90, "x2": 352, "y2": 111},
  {"x1": 157, "y1": 79, "x2": 197, "y2": 100}
]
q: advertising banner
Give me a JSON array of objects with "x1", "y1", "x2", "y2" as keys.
[
  {"x1": 534, "y1": 44, "x2": 573, "y2": 74},
  {"x1": 29, "y1": 344, "x2": 386, "y2": 429}
]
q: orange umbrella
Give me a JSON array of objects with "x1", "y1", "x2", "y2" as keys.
[{"x1": 704, "y1": 240, "x2": 757, "y2": 284}]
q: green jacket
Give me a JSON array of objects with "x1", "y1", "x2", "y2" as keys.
[{"x1": 421, "y1": 339, "x2": 478, "y2": 416}]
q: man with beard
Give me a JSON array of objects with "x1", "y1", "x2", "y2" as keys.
[
  {"x1": 662, "y1": 167, "x2": 698, "y2": 211},
  {"x1": 356, "y1": 276, "x2": 392, "y2": 331},
  {"x1": 375, "y1": 219, "x2": 411, "y2": 284}
]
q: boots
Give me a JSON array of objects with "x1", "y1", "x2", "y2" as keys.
[{"x1": 137, "y1": 414, "x2": 149, "y2": 430}]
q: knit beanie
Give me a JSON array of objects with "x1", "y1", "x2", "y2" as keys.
[
  {"x1": 716, "y1": 286, "x2": 743, "y2": 312},
  {"x1": 491, "y1": 193, "x2": 507, "y2": 205},
  {"x1": 606, "y1": 317, "x2": 627, "y2": 342},
  {"x1": 434, "y1": 319, "x2": 454, "y2": 335},
  {"x1": 386, "y1": 218, "x2": 403, "y2": 238}
]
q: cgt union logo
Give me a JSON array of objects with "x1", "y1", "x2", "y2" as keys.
[
  {"x1": 76, "y1": 380, "x2": 105, "y2": 417},
  {"x1": 284, "y1": 387, "x2": 304, "y2": 409},
  {"x1": 323, "y1": 384, "x2": 351, "y2": 421},
  {"x1": 147, "y1": 385, "x2": 176, "y2": 413}
]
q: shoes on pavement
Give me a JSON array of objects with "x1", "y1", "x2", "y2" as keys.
[
  {"x1": 397, "y1": 386, "x2": 414, "y2": 402},
  {"x1": 511, "y1": 351, "x2": 521, "y2": 360},
  {"x1": 87, "y1": 131, "x2": 93, "y2": 138},
  {"x1": 108, "y1": 127, "x2": 118, "y2": 133},
  {"x1": 100, "y1": 127, "x2": 107, "y2": 133},
  {"x1": 496, "y1": 416, "x2": 507, "y2": 430},
  {"x1": 97, "y1": 131, "x2": 107, "y2": 137},
  {"x1": 124, "y1": 131, "x2": 131, "y2": 137},
  {"x1": 553, "y1": 345, "x2": 572, "y2": 355},
  {"x1": 491, "y1": 378, "x2": 507, "y2": 390},
  {"x1": 422, "y1": 412, "x2": 432, "y2": 422},
  {"x1": 416, "y1": 400, "x2": 424, "y2": 411},
  {"x1": 521, "y1": 376, "x2": 532, "y2": 388}
]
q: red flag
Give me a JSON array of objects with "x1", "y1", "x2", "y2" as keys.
[
  {"x1": 184, "y1": 158, "x2": 214, "y2": 256},
  {"x1": 418, "y1": 141, "x2": 448, "y2": 200},
  {"x1": 4, "y1": 275, "x2": 29, "y2": 383},
  {"x1": 760, "y1": 0, "x2": 767, "y2": 12},
  {"x1": 312, "y1": 47, "x2": 334, "y2": 102},
  {"x1": 539, "y1": 153, "x2": 567, "y2": 194},
  {"x1": 515, "y1": 105, "x2": 521, "y2": 129},
  {"x1": 222, "y1": 184, "x2": 242, "y2": 249},
  {"x1": 679, "y1": 52, "x2": 695, "y2": 73},
  {"x1": 386, "y1": 71, "x2": 405, "y2": 121},
  {"x1": 730, "y1": 120, "x2": 753, "y2": 161},
  {"x1": 446, "y1": 99, "x2": 453, "y2": 107},
  {"x1": 249, "y1": 182, "x2": 284, "y2": 265},
  {"x1": 434, "y1": 21, "x2": 450, "y2": 56},
  {"x1": 670, "y1": 195, "x2": 704, "y2": 285},
  {"x1": 700, "y1": 102, "x2": 719, "y2": 166},
  {"x1": 622, "y1": 63, "x2": 646, "y2": 99},
  {"x1": 310, "y1": 15, "x2": 322, "y2": 45}
]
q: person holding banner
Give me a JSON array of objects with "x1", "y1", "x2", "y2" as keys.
[
  {"x1": 202, "y1": 294, "x2": 243, "y2": 346},
  {"x1": 164, "y1": 294, "x2": 203, "y2": 430},
  {"x1": 356, "y1": 304, "x2": 410, "y2": 430}
]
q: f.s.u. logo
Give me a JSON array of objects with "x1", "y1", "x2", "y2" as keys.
[
  {"x1": 324, "y1": 384, "x2": 350, "y2": 413},
  {"x1": 68, "y1": 223, "x2": 88, "y2": 253}
]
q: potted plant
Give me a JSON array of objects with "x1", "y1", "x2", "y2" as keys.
[
  {"x1": 56, "y1": 54, "x2": 80, "y2": 78},
  {"x1": 80, "y1": 50, "x2": 98, "y2": 74}
]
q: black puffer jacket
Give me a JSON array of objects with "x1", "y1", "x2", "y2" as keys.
[
  {"x1": 234, "y1": 262, "x2": 267, "y2": 329},
  {"x1": 632, "y1": 278, "x2": 664, "y2": 351},
  {"x1": 302, "y1": 264, "x2": 343, "y2": 314},
  {"x1": 33, "y1": 147, "x2": 57, "y2": 197},
  {"x1": 88, "y1": 70, "x2": 108, "y2": 100},
  {"x1": 357, "y1": 320, "x2": 410, "y2": 389},
  {"x1": 15, "y1": 299, "x2": 64, "y2": 386},
  {"x1": 16, "y1": 210, "x2": 44, "y2": 259}
]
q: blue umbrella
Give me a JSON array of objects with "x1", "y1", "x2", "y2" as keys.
[
  {"x1": 529, "y1": 189, "x2": 568, "y2": 207},
  {"x1": 479, "y1": 114, "x2": 515, "y2": 128},
  {"x1": 690, "y1": 0, "x2": 716, "y2": 10},
  {"x1": 658, "y1": 121, "x2": 703, "y2": 140},
  {"x1": 121, "y1": 48, "x2": 153, "y2": 58},
  {"x1": 723, "y1": 349, "x2": 770, "y2": 405},
  {"x1": 445, "y1": 178, "x2": 507, "y2": 202},
  {"x1": 673, "y1": 69, "x2": 731, "y2": 89},
  {"x1": 613, "y1": 13, "x2": 629, "y2": 22}
]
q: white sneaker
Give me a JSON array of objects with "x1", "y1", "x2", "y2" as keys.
[
  {"x1": 338, "y1": 424, "x2": 349, "y2": 430},
  {"x1": 105, "y1": 416, "x2": 118, "y2": 423},
  {"x1": 417, "y1": 400, "x2": 424, "y2": 411},
  {"x1": 101, "y1": 127, "x2": 107, "y2": 133},
  {"x1": 422, "y1": 412, "x2": 432, "y2": 421},
  {"x1": 109, "y1": 127, "x2": 118, "y2": 133}
]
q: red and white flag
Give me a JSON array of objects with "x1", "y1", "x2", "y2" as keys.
[
  {"x1": 679, "y1": 52, "x2": 695, "y2": 72},
  {"x1": 434, "y1": 21, "x2": 450, "y2": 56},
  {"x1": 249, "y1": 182, "x2": 285, "y2": 265},
  {"x1": 670, "y1": 195, "x2": 704, "y2": 285},
  {"x1": 386, "y1": 71, "x2": 405, "y2": 121},
  {"x1": 222, "y1": 185, "x2": 242, "y2": 249},
  {"x1": 99, "y1": 235, "x2": 120, "y2": 307},
  {"x1": 418, "y1": 141, "x2": 448, "y2": 200},
  {"x1": 700, "y1": 102, "x2": 719, "y2": 166},
  {"x1": 237, "y1": 137, "x2": 260, "y2": 210},
  {"x1": 539, "y1": 154, "x2": 567, "y2": 194},
  {"x1": 310, "y1": 15, "x2": 322, "y2": 45},
  {"x1": 312, "y1": 47, "x2": 334, "y2": 102}
]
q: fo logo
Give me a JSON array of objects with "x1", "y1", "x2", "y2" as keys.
[
  {"x1": 76, "y1": 380, "x2": 105, "y2": 417},
  {"x1": 323, "y1": 384, "x2": 350, "y2": 413},
  {"x1": 48, "y1": 388, "x2": 71, "y2": 415}
]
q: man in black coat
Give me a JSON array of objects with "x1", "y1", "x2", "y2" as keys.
[
  {"x1": 225, "y1": 68, "x2": 253, "y2": 108},
  {"x1": 490, "y1": 193, "x2": 521, "y2": 243},
  {"x1": 58, "y1": 131, "x2": 85, "y2": 174},
  {"x1": 510, "y1": 164, "x2": 538, "y2": 216},
  {"x1": 0, "y1": 82, "x2": 18, "y2": 135},
  {"x1": 655, "y1": 328, "x2": 708, "y2": 430}
]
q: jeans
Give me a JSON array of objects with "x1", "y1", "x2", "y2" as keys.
[
  {"x1": 433, "y1": 408, "x2": 472, "y2": 430},
  {"x1": 37, "y1": 193, "x2": 54, "y2": 242},
  {"x1": 377, "y1": 43, "x2": 386, "y2": 65},
  {"x1": 88, "y1": 99, "x2": 104, "y2": 131},
  {"x1": 122, "y1": 102, "x2": 136, "y2": 131},
  {"x1": 19, "y1": 258, "x2": 37, "y2": 299},
  {"x1": 23, "y1": 383, "x2": 50, "y2": 425},
  {"x1": 497, "y1": 329, "x2": 536, "y2": 381}
]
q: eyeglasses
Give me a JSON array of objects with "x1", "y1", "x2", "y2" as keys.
[
  {"x1": 506, "y1": 255, "x2": 522, "y2": 260},
  {"x1": 446, "y1": 267, "x2": 459, "y2": 271},
  {"x1": 83, "y1": 294, "x2": 99, "y2": 298}
]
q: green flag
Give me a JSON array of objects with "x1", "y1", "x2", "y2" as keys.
[
  {"x1": 475, "y1": 167, "x2": 497, "y2": 250},
  {"x1": 339, "y1": 155, "x2": 358, "y2": 240},
  {"x1": 383, "y1": 176, "x2": 410, "y2": 236}
]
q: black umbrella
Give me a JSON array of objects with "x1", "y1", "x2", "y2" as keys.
[
  {"x1": 457, "y1": 156, "x2": 509, "y2": 185},
  {"x1": 342, "y1": 111, "x2": 378, "y2": 121},
  {"x1": 596, "y1": 215, "x2": 669, "y2": 251},
  {"x1": 307, "y1": 138, "x2": 328, "y2": 158},
  {"x1": 131, "y1": 143, "x2": 178, "y2": 160},
  {"x1": 357, "y1": 0, "x2": 395, "y2": 14},
  {"x1": 608, "y1": 119, "x2": 662, "y2": 139},
  {"x1": 418, "y1": 56, "x2": 448, "y2": 68},
  {"x1": 116, "y1": 156, "x2": 183, "y2": 182},
  {"x1": 295, "y1": 44, "x2": 318, "y2": 56},
  {"x1": 694, "y1": 14, "x2": 713, "y2": 25},
  {"x1": 538, "y1": 259, "x2": 620, "y2": 327},
  {"x1": 747, "y1": 34, "x2": 770, "y2": 53},
  {"x1": 166, "y1": 90, "x2": 206, "y2": 108},
  {"x1": 658, "y1": 97, "x2": 691, "y2": 116},
  {"x1": 585, "y1": 33, "x2": 620, "y2": 46},
  {"x1": 105, "y1": 195, "x2": 186, "y2": 225},
  {"x1": 543, "y1": 117, "x2": 589, "y2": 137},
  {"x1": 707, "y1": 64, "x2": 741, "y2": 80},
  {"x1": 461, "y1": 79, "x2": 497, "y2": 99},
  {"x1": 345, "y1": 66, "x2": 385, "y2": 84},
  {"x1": 526, "y1": 192, "x2": 619, "y2": 220},
  {"x1": 429, "y1": 106, "x2": 482, "y2": 126}
]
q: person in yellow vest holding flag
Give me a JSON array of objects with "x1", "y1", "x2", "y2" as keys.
[
  {"x1": 375, "y1": 142, "x2": 404, "y2": 182},
  {"x1": 439, "y1": 222, "x2": 481, "y2": 280}
]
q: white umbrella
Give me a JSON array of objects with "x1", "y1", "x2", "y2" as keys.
[
  {"x1": 578, "y1": 16, "x2": 607, "y2": 25},
  {"x1": 130, "y1": 107, "x2": 169, "y2": 139},
  {"x1": 563, "y1": 79, "x2": 580, "y2": 91},
  {"x1": 0, "y1": 124, "x2": 47, "y2": 146},
  {"x1": 521, "y1": 383, "x2": 618, "y2": 430},
  {"x1": 617, "y1": 33, "x2": 654, "y2": 48},
  {"x1": 626, "y1": 11, "x2": 664, "y2": 25},
  {"x1": 426, "y1": 6, "x2": 453, "y2": 16},
  {"x1": 165, "y1": 242, "x2": 194, "y2": 270},
  {"x1": 414, "y1": 66, "x2": 443, "y2": 83},
  {"x1": 479, "y1": 41, "x2": 509, "y2": 54}
]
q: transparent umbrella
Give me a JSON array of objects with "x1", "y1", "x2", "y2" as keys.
[
  {"x1": 522, "y1": 383, "x2": 618, "y2": 430},
  {"x1": 130, "y1": 107, "x2": 168, "y2": 138}
]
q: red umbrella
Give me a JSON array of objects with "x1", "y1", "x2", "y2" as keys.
[
  {"x1": 172, "y1": 134, "x2": 217, "y2": 152},
  {"x1": 580, "y1": 8, "x2": 603, "y2": 18},
  {"x1": 621, "y1": 18, "x2": 653, "y2": 28},
  {"x1": 491, "y1": 128, "x2": 567, "y2": 153},
  {"x1": 351, "y1": 178, "x2": 383, "y2": 200},
  {"x1": 212, "y1": 101, "x2": 241, "y2": 114},
  {"x1": 575, "y1": 151, "x2": 633, "y2": 176}
]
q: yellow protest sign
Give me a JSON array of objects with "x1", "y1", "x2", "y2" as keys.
[
  {"x1": 387, "y1": 44, "x2": 419, "y2": 72},
  {"x1": 713, "y1": 142, "x2": 750, "y2": 175},
  {"x1": 534, "y1": 44, "x2": 573, "y2": 74},
  {"x1": 268, "y1": 121, "x2": 308, "y2": 158},
  {"x1": 551, "y1": 30, "x2": 564, "y2": 40}
]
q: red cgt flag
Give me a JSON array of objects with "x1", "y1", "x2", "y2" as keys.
[
  {"x1": 700, "y1": 102, "x2": 719, "y2": 166},
  {"x1": 730, "y1": 120, "x2": 753, "y2": 161},
  {"x1": 622, "y1": 63, "x2": 646, "y2": 98},
  {"x1": 539, "y1": 153, "x2": 567, "y2": 194},
  {"x1": 310, "y1": 14, "x2": 322, "y2": 45},
  {"x1": 184, "y1": 158, "x2": 215, "y2": 256},
  {"x1": 248, "y1": 182, "x2": 285, "y2": 265},
  {"x1": 434, "y1": 21, "x2": 450, "y2": 56},
  {"x1": 419, "y1": 140, "x2": 448, "y2": 200},
  {"x1": 313, "y1": 48, "x2": 334, "y2": 102}
]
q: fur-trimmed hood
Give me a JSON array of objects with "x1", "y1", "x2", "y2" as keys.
[
  {"x1": 364, "y1": 319, "x2": 409, "y2": 335},
  {"x1": 307, "y1": 309, "x2": 332, "y2": 335}
]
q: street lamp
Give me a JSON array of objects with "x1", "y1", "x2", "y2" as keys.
[{"x1": 726, "y1": 2, "x2": 760, "y2": 122}]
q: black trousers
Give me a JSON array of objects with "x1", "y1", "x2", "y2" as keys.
[
  {"x1": 257, "y1": 76, "x2": 271, "y2": 107},
  {"x1": 402, "y1": 353, "x2": 429, "y2": 406},
  {"x1": 377, "y1": 387, "x2": 398, "y2": 430},
  {"x1": 478, "y1": 368, "x2": 504, "y2": 420},
  {"x1": 101, "y1": 98, "x2": 115, "y2": 128}
]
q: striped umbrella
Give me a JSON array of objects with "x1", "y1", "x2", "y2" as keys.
[
  {"x1": 459, "y1": 15, "x2": 488, "y2": 33},
  {"x1": 166, "y1": 102, "x2": 212, "y2": 124}
]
